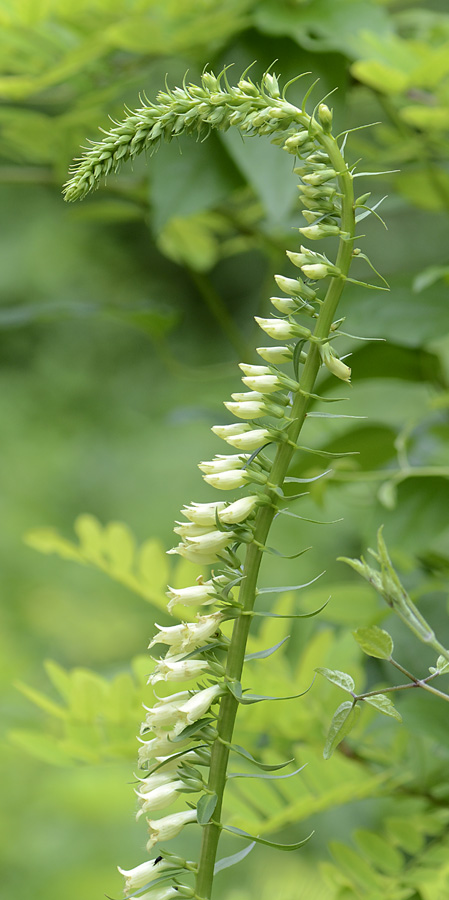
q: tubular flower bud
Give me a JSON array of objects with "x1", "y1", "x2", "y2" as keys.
[
  {"x1": 149, "y1": 657, "x2": 210, "y2": 685},
  {"x1": 255, "y1": 317, "x2": 311, "y2": 341},
  {"x1": 218, "y1": 495, "x2": 259, "y2": 524},
  {"x1": 137, "y1": 732, "x2": 191, "y2": 762},
  {"x1": 182, "y1": 530, "x2": 237, "y2": 553},
  {"x1": 318, "y1": 103, "x2": 333, "y2": 131},
  {"x1": 148, "y1": 613, "x2": 224, "y2": 656},
  {"x1": 270, "y1": 296, "x2": 298, "y2": 315},
  {"x1": 142, "y1": 695, "x2": 191, "y2": 728},
  {"x1": 283, "y1": 131, "x2": 314, "y2": 153},
  {"x1": 238, "y1": 364, "x2": 272, "y2": 376},
  {"x1": 165, "y1": 582, "x2": 217, "y2": 613},
  {"x1": 301, "y1": 263, "x2": 337, "y2": 280},
  {"x1": 299, "y1": 224, "x2": 341, "y2": 240},
  {"x1": 135, "y1": 780, "x2": 184, "y2": 816},
  {"x1": 302, "y1": 168, "x2": 337, "y2": 185},
  {"x1": 198, "y1": 455, "x2": 249, "y2": 474},
  {"x1": 178, "y1": 683, "x2": 223, "y2": 724},
  {"x1": 221, "y1": 427, "x2": 272, "y2": 451},
  {"x1": 202, "y1": 469, "x2": 255, "y2": 490},
  {"x1": 146, "y1": 810, "x2": 197, "y2": 851},
  {"x1": 320, "y1": 344, "x2": 351, "y2": 382},
  {"x1": 256, "y1": 345, "x2": 293, "y2": 364},
  {"x1": 173, "y1": 523, "x2": 213, "y2": 538},
  {"x1": 211, "y1": 422, "x2": 251, "y2": 440},
  {"x1": 241, "y1": 374, "x2": 284, "y2": 393},
  {"x1": 224, "y1": 399, "x2": 285, "y2": 420},
  {"x1": 274, "y1": 274, "x2": 316, "y2": 300},
  {"x1": 137, "y1": 772, "x2": 178, "y2": 793},
  {"x1": 181, "y1": 501, "x2": 226, "y2": 525},
  {"x1": 118, "y1": 858, "x2": 175, "y2": 894}
]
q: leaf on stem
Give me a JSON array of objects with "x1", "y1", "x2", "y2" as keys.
[
  {"x1": 353, "y1": 626, "x2": 393, "y2": 659},
  {"x1": 197, "y1": 792, "x2": 218, "y2": 825},
  {"x1": 222, "y1": 824, "x2": 314, "y2": 851},
  {"x1": 226, "y1": 742, "x2": 294, "y2": 771},
  {"x1": 315, "y1": 668, "x2": 355, "y2": 693},
  {"x1": 323, "y1": 702, "x2": 360, "y2": 759},
  {"x1": 362, "y1": 693, "x2": 402, "y2": 721},
  {"x1": 214, "y1": 841, "x2": 256, "y2": 874},
  {"x1": 244, "y1": 636, "x2": 290, "y2": 661}
]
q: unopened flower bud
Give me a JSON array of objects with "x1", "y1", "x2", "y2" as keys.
[
  {"x1": 256, "y1": 345, "x2": 293, "y2": 364},
  {"x1": 241, "y1": 374, "x2": 283, "y2": 393},
  {"x1": 239, "y1": 363, "x2": 271, "y2": 376},
  {"x1": 299, "y1": 224, "x2": 341, "y2": 240},
  {"x1": 221, "y1": 426, "x2": 272, "y2": 451},
  {"x1": 219, "y1": 495, "x2": 259, "y2": 523},
  {"x1": 301, "y1": 263, "x2": 334, "y2": 280},
  {"x1": 211, "y1": 423, "x2": 251, "y2": 440},
  {"x1": 318, "y1": 103, "x2": 333, "y2": 131},
  {"x1": 198, "y1": 454, "x2": 248, "y2": 474},
  {"x1": 302, "y1": 168, "x2": 336, "y2": 186},
  {"x1": 320, "y1": 344, "x2": 351, "y2": 382},
  {"x1": 203, "y1": 468, "x2": 266, "y2": 490}
]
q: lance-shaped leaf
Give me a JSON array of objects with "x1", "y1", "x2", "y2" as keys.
[
  {"x1": 249, "y1": 600, "x2": 329, "y2": 620},
  {"x1": 170, "y1": 718, "x2": 214, "y2": 742},
  {"x1": 353, "y1": 626, "x2": 393, "y2": 659},
  {"x1": 256, "y1": 572, "x2": 324, "y2": 594},
  {"x1": 197, "y1": 792, "x2": 218, "y2": 825},
  {"x1": 225, "y1": 741, "x2": 294, "y2": 771},
  {"x1": 222, "y1": 824, "x2": 314, "y2": 851},
  {"x1": 362, "y1": 693, "x2": 402, "y2": 721},
  {"x1": 228, "y1": 765, "x2": 306, "y2": 780},
  {"x1": 244, "y1": 636, "x2": 289, "y2": 661},
  {"x1": 227, "y1": 679, "x2": 312, "y2": 704},
  {"x1": 323, "y1": 702, "x2": 360, "y2": 759},
  {"x1": 315, "y1": 668, "x2": 355, "y2": 693},
  {"x1": 214, "y1": 841, "x2": 256, "y2": 875}
]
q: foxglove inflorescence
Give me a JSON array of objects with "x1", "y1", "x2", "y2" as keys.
[{"x1": 65, "y1": 69, "x2": 384, "y2": 900}]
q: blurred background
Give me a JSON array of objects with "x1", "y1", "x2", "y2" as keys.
[{"x1": 1, "y1": 1, "x2": 449, "y2": 898}]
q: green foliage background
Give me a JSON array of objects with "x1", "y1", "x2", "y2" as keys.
[{"x1": 1, "y1": 1, "x2": 449, "y2": 898}]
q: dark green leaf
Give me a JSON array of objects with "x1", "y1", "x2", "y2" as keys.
[
  {"x1": 170, "y1": 718, "x2": 214, "y2": 742},
  {"x1": 228, "y1": 765, "x2": 306, "y2": 780},
  {"x1": 256, "y1": 572, "x2": 324, "y2": 594},
  {"x1": 197, "y1": 792, "x2": 218, "y2": 825}
]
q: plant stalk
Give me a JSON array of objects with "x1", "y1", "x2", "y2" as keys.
[{"x1": 195, "y1": 131, "x2": 355, "y2": 899}]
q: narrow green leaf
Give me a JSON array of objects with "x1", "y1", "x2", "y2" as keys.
[
  {"x1": 227, "y1": 742, "x2": 294, "y2": 771},
  {"x1": 222, "y1": 824, "x2": 313, "y2": 851},
  {"x1": 227, "y1": 680, "x2": 312, "y2": 704},
  {"x1": 228, "y1": 765, "x2": 306, "y2": 780},
  {"x1": 214, "y1": 841, "x2": 256, "y2": 874},
  {"x1": 353, "y1": 626, "x2": 393, "y2": 659},
  {"x1": 244, "y1": 636, "x2": 289, "y2": 661},
  {"x1": 323, "y1": 701, "x2": 360, "y2": 759},
  {"x1": 250, "y1": 602, "x2": 329, "y2": 620},
  {"x1": 315, "y1": 668, "x2": 355, "y2": 693},
  {"x1": 363, "y1": 693, "x2": 402, "y2": 721},
  {"x1": 197, "y1": 792, "x2": 218, "y2": 825},
  {"x1": 256, "y1": 572, "x2": 324, "y2": 594},
  {"x1": 284, "y1": 470, "x2": 331, "y2": 483}
]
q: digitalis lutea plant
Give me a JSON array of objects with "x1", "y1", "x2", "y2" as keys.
[{"x1": 65, "y1": 70, "x2": 387, "y2": 900}]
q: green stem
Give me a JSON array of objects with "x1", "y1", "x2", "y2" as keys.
[{"x1": 195, "y1": 130, "x2": 355, "y2": 900}]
